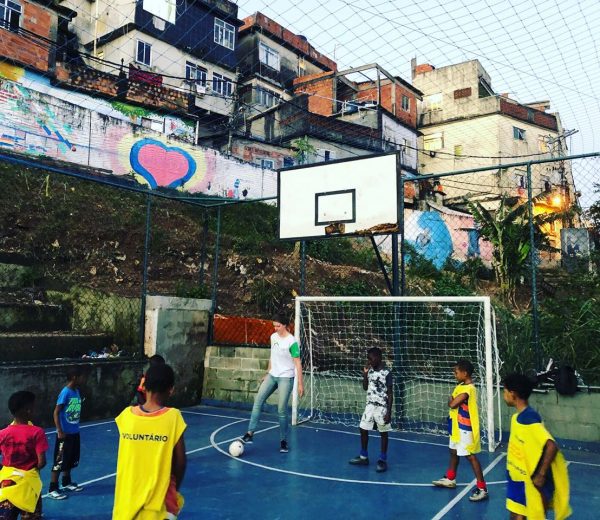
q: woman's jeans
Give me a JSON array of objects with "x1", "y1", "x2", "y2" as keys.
[{"x1": 248, "y1": 374, "x2": 294, "y2": 441}]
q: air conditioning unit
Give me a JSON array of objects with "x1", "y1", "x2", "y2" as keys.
[{"x1": 195, "y1": 84, "x2": 206, "y2": 95}]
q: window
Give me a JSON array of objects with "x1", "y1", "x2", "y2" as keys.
[
  {"x1": 454, "y1": 144, "x2": 463, "y2": 157},
  {"x1": 402, "y1": 138, "x2": 412, "y2": 157},
  {"x1": 425, "y1": 93, "x2": 442, "y2": 111},
  {"x1": 0, "y1": 0, "x2": 21, "y2": 32},
  {"x1": 527, "y1": 109, "x2": 535, "y2": 122},
  {"x1": 401, "y1": 95, "x2": 410, "y2": 111},
  {"x1": 424, "y1": 132, "x2": 443, "y2": 151},
  {"x1": 257, "y1": 87, "x2": 278, "y2": 107},
  {"x1": 297, "y1": 57, "x2": 306, "y2": 76},
  {"x1": 513, "y1": 126, "x2": 526, "y2": 140},
  {"x1": 185, "y1": 62, "x2": 207, "y2": 86},
  {"x1": 136, "y1": 40, "x2": 152, "y2": 66},
  {"x1": 260, "y1": 159, "x2": 274, "y2": 170},
  {"x1": 259, "y1": 42, "x2": 280, "y2": 71},
  {"x1": 141, "y1": 117, "x2": 164, "y2": 133},
  {"x1": 538, "y1": 135, "x2": 549, "y2": 153},
  {"x1": 213, "y1": 73, "x2": 233, "y2": 96},
  {"x1": 214, "y1": 18, "x2": 235, "y2": 50}
]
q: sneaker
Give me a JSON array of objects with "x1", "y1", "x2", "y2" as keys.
[
  {"x1": 349, "y1": 455, "x2": 369, "y2": 465},
  {"x1": 432, "y1": 476, "x2": 457, "y2": 488},
  {"x1": 47, "y1": 490, "x2": 68, "y2": 500},
  {"x1": 62, "y1": 482, "x2": 83, "y2": 492},
  {"x1": 241, "y1": 432, "x2": 253, "y2": 444},
  {"x1": 376, "y1": 460, "x2": 388, "y2": 473},
  {"x1": 280, "y1": 440, "x2": 289, "y2": 453},
  {"x1": 469, "y1": 488, "x2": 489, "y2": 502}
]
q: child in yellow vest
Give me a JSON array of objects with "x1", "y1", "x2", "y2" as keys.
[
  {"x1": 504, "y1": 373, "x2": 571, "y2": 520},
  {"x1": 0, "y1": 391, "x2": 48, "y2": 520},
  {"x1": 113, "y1": 363, "x2": 187, "y2": 520},
  {"x1": 432, "y1": 359, "x2": 488, "y2": 501}
]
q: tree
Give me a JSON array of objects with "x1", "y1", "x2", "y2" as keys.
[
  {"x1": 468, "y1": 196, "x2": 563, "y2": 305},
  {"x1": 292, "y1": 136, "x2": 317, "y2": 165}
]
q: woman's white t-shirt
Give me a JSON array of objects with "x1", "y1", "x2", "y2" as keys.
[{"x1": 269, "y1": 332, "x2": 300, "y2": 378}]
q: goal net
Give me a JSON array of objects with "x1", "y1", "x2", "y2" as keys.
[{"x1": 292, "y1": 296, "x2": 502, "y2": 452}]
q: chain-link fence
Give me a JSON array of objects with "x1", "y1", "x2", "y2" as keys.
[{"x1": 3, "y1": 153, "x2": 599, "y2": 384}]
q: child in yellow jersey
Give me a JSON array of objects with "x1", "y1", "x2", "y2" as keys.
[
  {"x1": 113, "y1": 363, "x2": 187, "y2": 520},
  {"x1": 503, "y1": 373, "x2": 571, "y2": 520},
  {"x1": 432, "y1": 359, "x2": 488, "y2": 502}
]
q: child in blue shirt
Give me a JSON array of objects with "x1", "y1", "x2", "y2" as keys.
[{"x1": 48, "y1": 367, "x2": 86, "y2": 500}]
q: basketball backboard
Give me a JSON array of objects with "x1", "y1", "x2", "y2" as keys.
[{"x1": 278, "y1": 152, "x2": 399, "y2": 240}]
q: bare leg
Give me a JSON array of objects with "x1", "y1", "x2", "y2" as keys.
[
  {"x1": 359, "y1": 428, "x2": 369, "y2": 451},
  {"x1": 380, "y1": 431, "x2": 388, "y2": 456},
  {"x1": 466, "y1": 454, "x2": 484, "y2": 482}
]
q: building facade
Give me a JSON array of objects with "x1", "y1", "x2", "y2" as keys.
[{"x1": 412, "y1": 59, "x2": 580, "y2": 251}]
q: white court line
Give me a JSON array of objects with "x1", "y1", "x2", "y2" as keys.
[
  {"x1": 185, "y1": 409, "x2": 448, "y2": 447},
  {"x1": 568, "y1": 460, "x2": 600, "y2": 468},
  {"x1": 45, "y1": 419, "x2": 116, "y2": 435},
  {"x1": 430, "y1": 453, "x2": 506, "y2": 520},
  {"x1": 209, "y1": 420, "x2": 455, "y2": 487}
]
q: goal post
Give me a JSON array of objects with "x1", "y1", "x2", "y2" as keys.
[{"x1": 292, "y1": 296, "x2": 502, "y2": 452}]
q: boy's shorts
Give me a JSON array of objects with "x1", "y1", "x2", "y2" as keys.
[
  {"x1": 506, "y1": 470, "x2": 555, "y2": 516},
  {"x1": 359, "y1": 404, "x2": 392, "y2": 432},
  {"x1": 52, "y1": 433, "x2": 80, "y2": 472},
  {"x1": 449, "y1": 429, "x2": 475, "y2": 456}
]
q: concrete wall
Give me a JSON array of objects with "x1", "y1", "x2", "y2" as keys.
[
  {"x1": 0, "y1": 359, "x2": 146, "y2": 428},
  {"x1": 202, "y1": 346, "x2": 600, "y2": 445},
  {"x1": 144, "y1": 296, "x2": 211, "y2": 407}
]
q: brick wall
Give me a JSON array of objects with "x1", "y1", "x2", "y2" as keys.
[
  {"x1": 357, "y1": 82, "x2": 418, "y2": 129},
  {"x1": 500, "y1": 98, "x2": 558, "y2": 131},
  {"x1": 0, "y1": 1, "x2": 55, "y2": 72},
  {"x1": 293, "y1": 73, "x2": 335, "y2": 116},
  {"x1": 202, "y1": 346, "x2": 600, "y2": 445},
  {"x1": 55, "y1": 62, "x2": 189, "y2": 114},
  {"x1": 202, "y1": 346, "x2": 271, "y2": 405}
]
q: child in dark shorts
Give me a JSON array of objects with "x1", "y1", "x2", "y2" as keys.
[{"x1": 48, "y1": 367, "x2": 86, "y2": 500}]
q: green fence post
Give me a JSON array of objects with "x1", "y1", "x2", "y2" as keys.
[
  {"x1": 139, "y1": 193, "x2": 152, "y2": 356},
  {"x1": 526, "y1": 163, "x2": 541, "y2": 370}
]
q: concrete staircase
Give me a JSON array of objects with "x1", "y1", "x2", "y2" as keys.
[{"x1": 0, "y1": 253, "x2": 113, "y2": 362}]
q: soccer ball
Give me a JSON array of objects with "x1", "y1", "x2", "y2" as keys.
[{"x1": 228, "y1": 440, "x2": 244, "y2": 457}]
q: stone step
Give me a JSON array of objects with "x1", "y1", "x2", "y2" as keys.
[
  {"x1": 0, "y1": 301, "x2": 71, "y2": 332},
  {"x1": 0, "y1": 332, "x2": 114, "y2": 362}
]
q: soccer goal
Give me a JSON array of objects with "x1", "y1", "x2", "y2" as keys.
[{"x1": 292, "y1": 296, "x2": 502, "y2": 452}]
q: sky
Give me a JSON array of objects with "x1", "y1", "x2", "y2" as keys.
[{"x1": 236, "y1": 0, "x2": 600, "y2": 207}]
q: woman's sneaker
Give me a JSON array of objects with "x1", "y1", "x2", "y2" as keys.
[
  {"x1": 469, "y1": 488, "x2": 489, "y2": 502},
  {"x1": 241, "y1": 432, "x2": 253, "y2": 444},
  {"x1": 48, "y1": 489, "x2": 68, "y2": 500},
  {"x1": 62, "y1": 482, "x2": 83, "y2": 492},
  {"x1": 280, "y1": 440, "x2": 289, "y2": 453},
  {"x1": 432, "y1": 476, "x2": 457, "y2": 488}
]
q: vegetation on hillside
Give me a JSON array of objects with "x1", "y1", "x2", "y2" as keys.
[{"x1": 1, "y1": 162, "x2": 599, "y2": 383}]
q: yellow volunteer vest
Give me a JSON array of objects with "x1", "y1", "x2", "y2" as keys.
[
  {"x1": 112, "y1": 407, "x2": 186, "y2": 520},
  {"x1": 448, "y1": 382, "x2": 481, "y2": 454},
  {"x1": 0, "y1": 466, "x2": 42, "y2": 513},
  {"x1": 506, "y1": 408, "x2": 571, "y2": 520}
]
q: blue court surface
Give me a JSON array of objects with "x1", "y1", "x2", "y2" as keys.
[{"x1": 39, "y1": 404, "x2": 599, "y2": 519}]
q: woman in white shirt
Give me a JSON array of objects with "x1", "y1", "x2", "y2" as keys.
[{"x1": 240, "y1": 314, "x2": 304, "y2": 453}]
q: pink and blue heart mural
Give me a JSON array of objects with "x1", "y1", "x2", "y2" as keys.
[{"x1": 129, "y1": 138, "x2": 196, "y2": 189}]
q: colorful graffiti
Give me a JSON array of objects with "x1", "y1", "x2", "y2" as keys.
[
  {"x1": 129, "y1": 138, "x2": 197, "y2": 189},
  {"x1": 0, "y1": 67, "x2": 275, "y2": 199},
  {"x1": 380, "y1": 206, "x2": 493, "y2": 268}
]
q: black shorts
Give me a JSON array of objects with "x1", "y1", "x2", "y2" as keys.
[{"x1": 52, "y1": 433, "x2": 80, "y2": 471}]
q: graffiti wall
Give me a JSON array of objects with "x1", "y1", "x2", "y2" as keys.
[
  {"x1": 0, "y1": 64, "x2": 276, "y2": 198},
  {"x1": 379, "y1": 202, "x2": 493, "y2": 267}
]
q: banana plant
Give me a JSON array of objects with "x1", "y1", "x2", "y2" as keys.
[{"x1": 468, "y1": 196, "x2": 567, "y2": 305}]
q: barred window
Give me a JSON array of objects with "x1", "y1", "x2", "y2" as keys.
[{"x1": 0, "y1": 0, "x2": 22, "y2": 32}]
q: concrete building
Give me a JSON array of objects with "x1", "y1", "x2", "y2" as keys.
[
  {"x1": 412, "y1": 59, "x2": 579, "y2": 253},
  {"x1": 57, "y1": 0, "x2": 243, "y2": 136},
  {"x1": 236, "y1": 12, "x2": 337, "y2": 116},
  {"x1": 0, "y1": 0, "x2": 75, "y2": 74}
]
